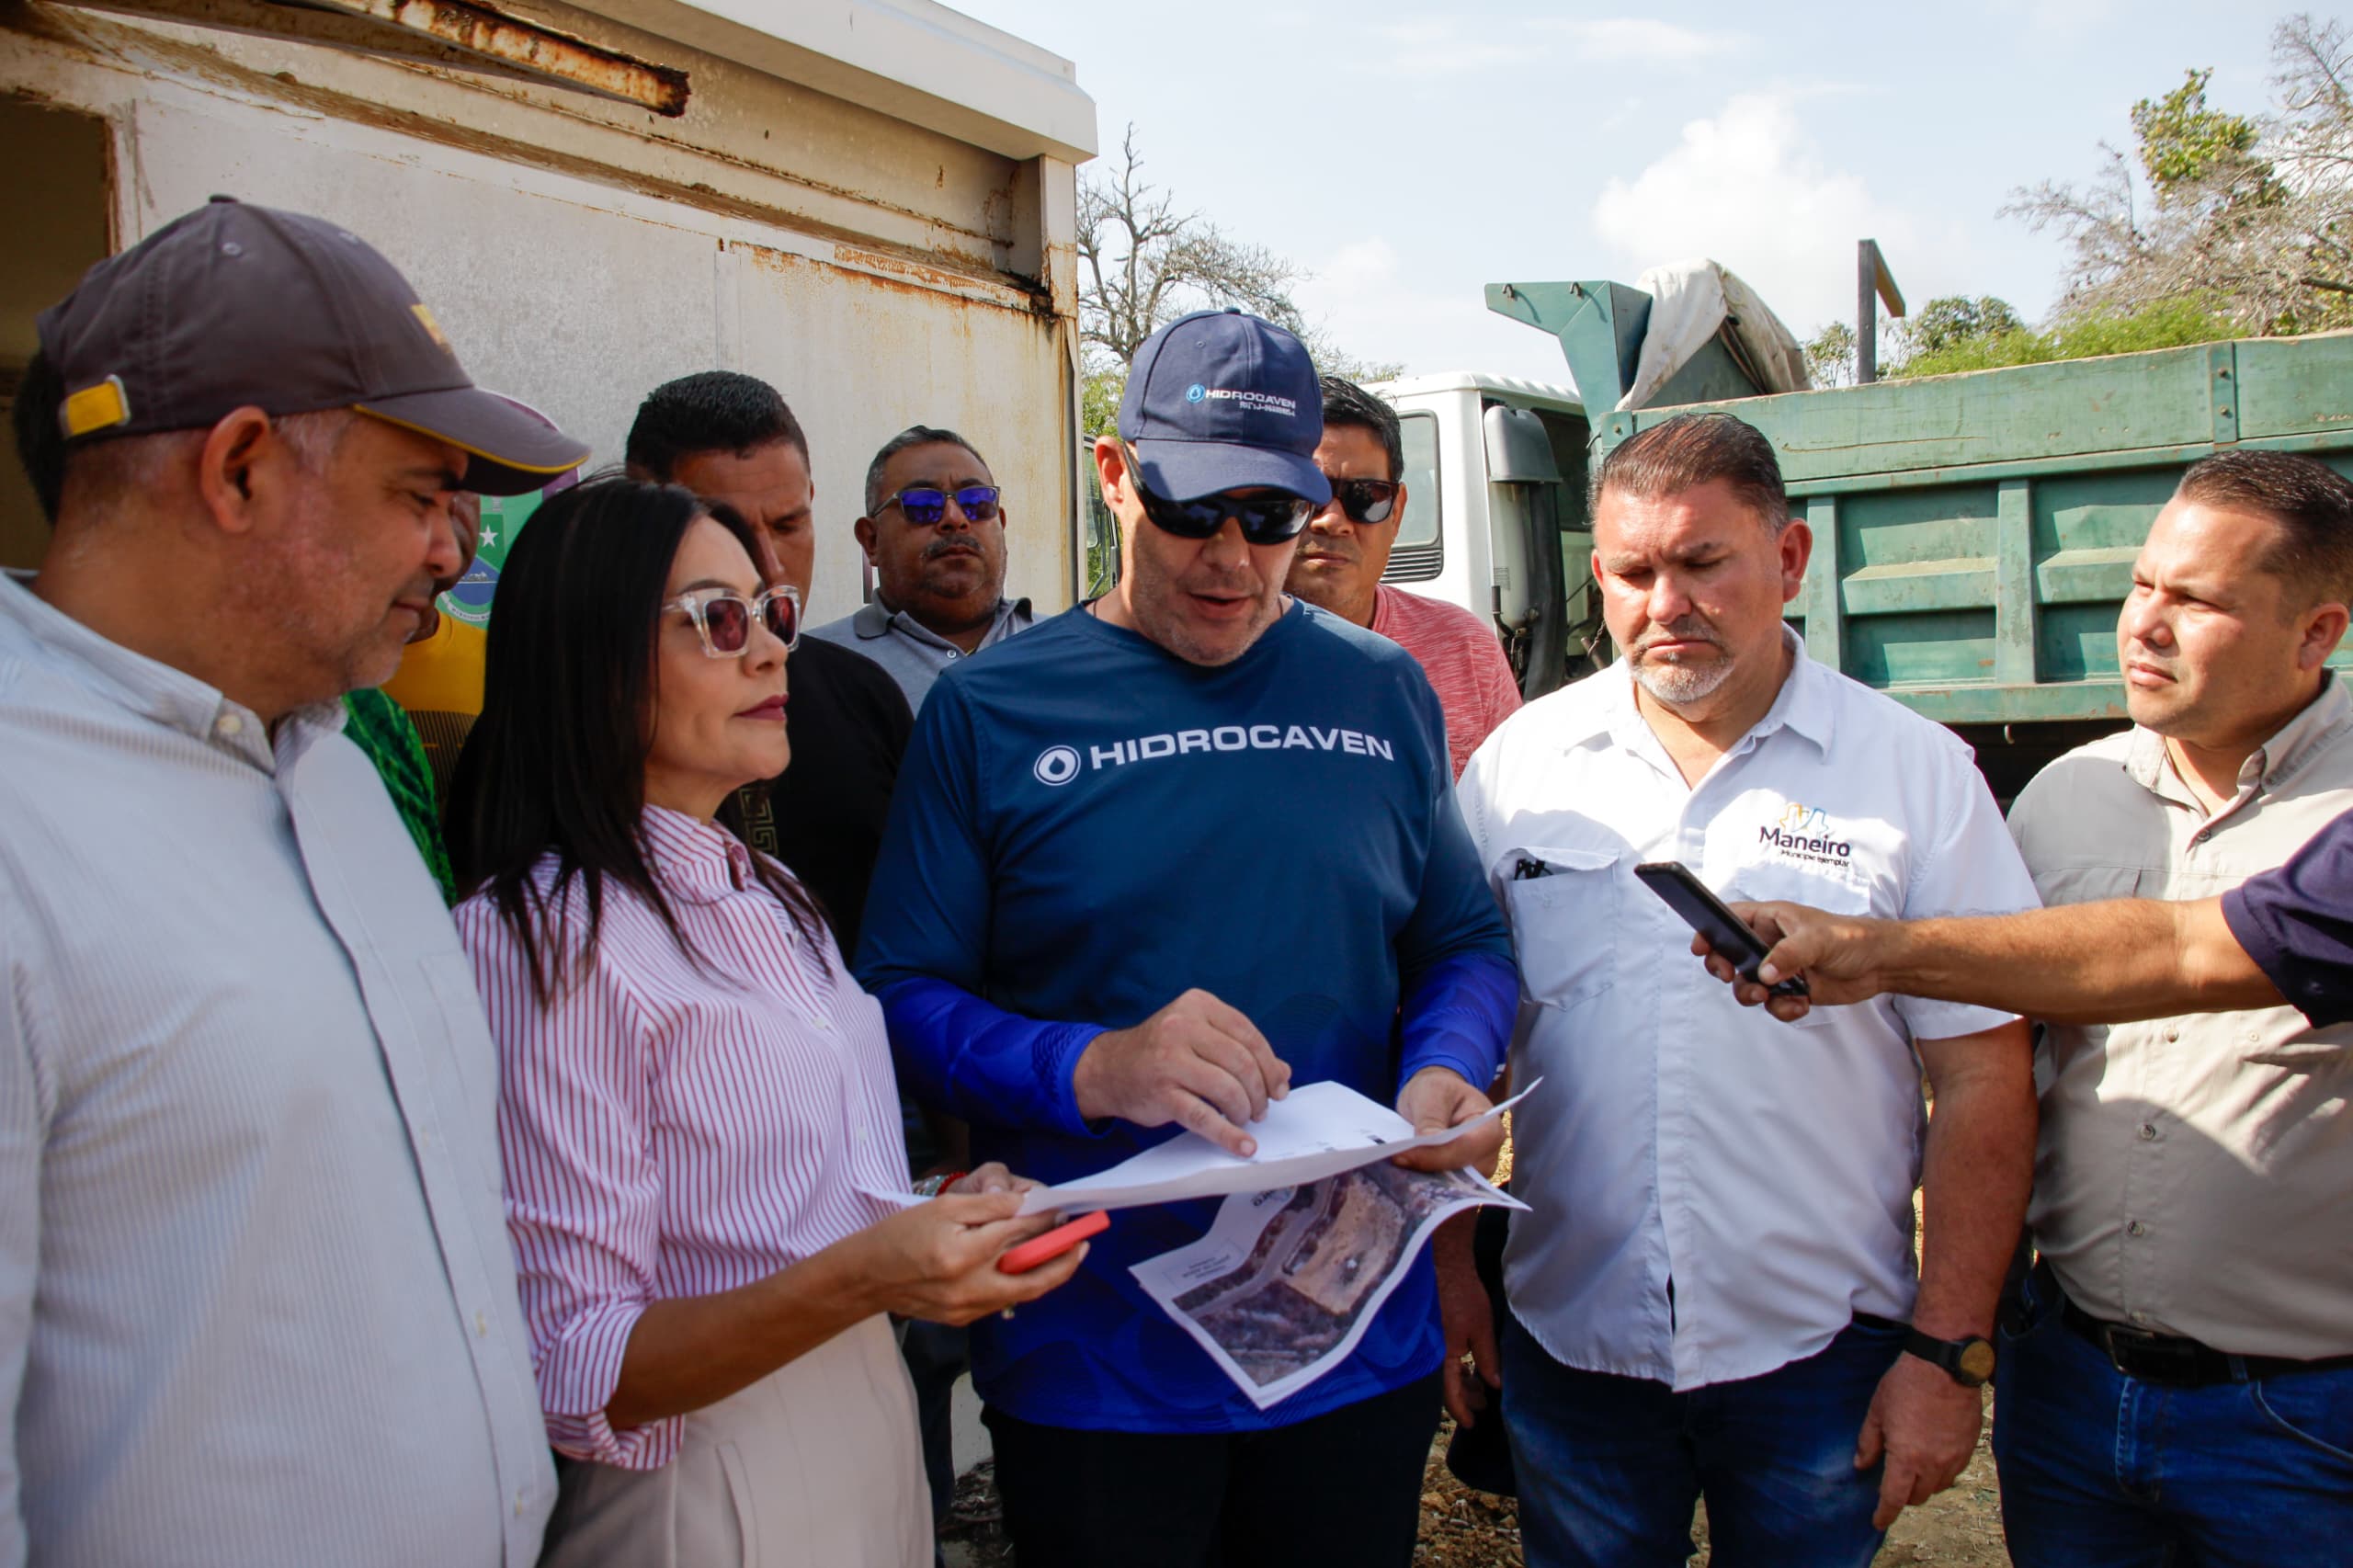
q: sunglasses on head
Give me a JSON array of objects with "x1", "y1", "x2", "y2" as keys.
[
  {"x1": 881, "y1": 484, "x2": 1002, "y2": 527},
  {"x1": 665, "y1": 585, "x2": 802, "y2": 658},
  {"x1": 1321, "y1": 477, "x2": 1401, "y2": 526}
]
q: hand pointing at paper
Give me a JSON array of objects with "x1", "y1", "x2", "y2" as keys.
[{"x1": 1071, "y1": 988, "x2": 1294, "y2": 1156}]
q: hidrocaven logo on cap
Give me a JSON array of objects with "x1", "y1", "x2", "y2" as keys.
[
  {"x1": 1192, "y1": 388, "x2": 1299, "y2": 416},
  {"x1": 1114, "y1": 308, "x2": 1331, "y2": 502}
]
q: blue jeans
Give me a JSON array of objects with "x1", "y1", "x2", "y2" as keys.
[
  {"x1": 1500, "y1": 1309, "x2": 1899, "y2": 1568},
  {"x1": 1993, "y1": 1267, "x2": 2353, "y2": 1567}
]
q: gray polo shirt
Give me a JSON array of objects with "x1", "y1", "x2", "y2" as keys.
[{"x1": 806, "y1": 596, "x2": 1032, "y2": 712}]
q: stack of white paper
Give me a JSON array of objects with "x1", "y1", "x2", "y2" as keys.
[{"x1": 1013, "y1": 1078, "x2": 1537, "y2": 1217}]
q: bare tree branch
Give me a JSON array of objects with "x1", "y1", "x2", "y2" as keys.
[
  {"x1": 1076, "y1": 124, "x2": 1393, "y2": 382},
  {"x1": 2006, "y1": 18, "x2": 2353, "y2": 337}
]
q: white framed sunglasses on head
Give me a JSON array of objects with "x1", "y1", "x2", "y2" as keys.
[{"x1": 665, "y1": 585, "x2": 802, "y2": 658}]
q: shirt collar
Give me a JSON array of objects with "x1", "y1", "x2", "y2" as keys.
[
  {"x1": 859, "y1": 594, "x2": 1029, "y2": 653},
  {"x1": 0, "y1": 569, "x2": 344, "y2": 771},
  {"x1": 1574, "y1": 625, "x2": 1833, "y2": 757},
  {"x1": 2124, "y1": 671, "x2": 2353, "y2": 801},
  {"x1": 640, "y1": 804, "x2": 756, "y2": 903},
  {"x1": 847, "y1": 598, "x2": 894, "y2": 641}
]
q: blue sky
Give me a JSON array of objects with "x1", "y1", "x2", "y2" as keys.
[{"x1": 954, "y1": 0, "x2": 2326, "y2": 382}]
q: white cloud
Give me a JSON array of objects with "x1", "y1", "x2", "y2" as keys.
[
  {"x1": 1367, "y1": 16, "x2": 1733, "y2": 76},
  {"x1": 1592, "y1": 92, "x2": 1931, "y2": 337},
  {"x1": 1293, "y1": 238, "x2": 1574, "y2": 384},
  {"x1": 1540, "y1": 17, "x2": 1737, "y2": 62},
  {"x1": 1369, "y1": 21, "x2": 1521, "y2": 76},
  {"x1": 1982, "y1": 0, "x2": 2123, "y2": 47}
]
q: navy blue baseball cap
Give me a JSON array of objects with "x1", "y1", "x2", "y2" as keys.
[{"x1": 1118, "y1": 309, "x2": 1331, "y2": 506}]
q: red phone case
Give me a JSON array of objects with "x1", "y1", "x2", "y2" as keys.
[{"x1": 997, "y1": 1210, "x2": 1109, "y2": 1274}]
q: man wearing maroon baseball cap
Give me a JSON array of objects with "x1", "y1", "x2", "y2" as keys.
[{"x1": 0, "y1": 199, "x2": 585, "y2": 1566}]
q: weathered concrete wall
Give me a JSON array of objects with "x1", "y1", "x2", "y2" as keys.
[{"x1": 0, "y1": 1, "x2": 1086, "y2": 612}]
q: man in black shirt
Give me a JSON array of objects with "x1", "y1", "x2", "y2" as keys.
[{"x1": 623, "y1": 372, "x2": 911, "y2": 954}]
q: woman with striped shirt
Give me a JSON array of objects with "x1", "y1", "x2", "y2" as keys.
[{"x1": 447, "y1": 477, "x2": 1081, "y2": 1567}]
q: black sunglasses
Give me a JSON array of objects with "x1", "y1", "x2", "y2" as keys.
[
  {"x1": 881, "y1": 484, "x2": 1002, "y2": 527},
  {"x1": 1320, "y1": 477, "x2": 1400, "y2": 526},
  {"x1": 1137, "y1": 483, "x2": 1314, "y2": 546}
]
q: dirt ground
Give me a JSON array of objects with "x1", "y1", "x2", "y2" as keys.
[
  {"x1": 941, "y1": 1411, "x2": 2006, "y2": 1567},
  {"x1": 1411, "y1": 1415, "x2": 2006, "y2": 1567}
]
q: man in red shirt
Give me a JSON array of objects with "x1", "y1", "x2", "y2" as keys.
[{"x1": 1286, "y1": 377, "x2": 1522, "y2": 778}]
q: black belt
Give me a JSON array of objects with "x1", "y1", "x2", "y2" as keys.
[{"x1": 2058, "y1": 1296, "x2": 2353, "y2": 1387}]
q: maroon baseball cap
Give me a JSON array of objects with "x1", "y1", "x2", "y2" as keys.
[{"x1": 35, "y1": 196, "x2": 589, "y2": 495}]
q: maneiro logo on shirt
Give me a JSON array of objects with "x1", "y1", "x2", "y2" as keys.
[
  {"x1": 1032, "y1": 723, "x2": 1399, "y2": 788},
  {"x1": 1759, "y1": 801, "x2": 1852, "y2": 865}
]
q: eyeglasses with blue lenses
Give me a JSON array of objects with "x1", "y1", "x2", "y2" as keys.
[{"x1": 881, "y1": 484, "x2": 1002, "y2": 527}]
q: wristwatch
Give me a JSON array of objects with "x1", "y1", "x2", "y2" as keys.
[{"x1": 1903, "y1": 1328, "x2": 1996, "y2": 1388}]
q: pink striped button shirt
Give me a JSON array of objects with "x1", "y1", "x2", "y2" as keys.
[{"x1": 456, "y1": 806, "x2": 912, "y2": 1469}]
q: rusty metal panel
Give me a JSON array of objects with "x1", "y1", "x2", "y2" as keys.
[
  {"x1": 51, "y1": 0, "x2": 690, "y2": 113},
  {"x1": 356, "y1": 0, "x2": 688, "y2": 113},
  {"x1": 15, "y1": 1, "x2": 1047, "y2": 281}
]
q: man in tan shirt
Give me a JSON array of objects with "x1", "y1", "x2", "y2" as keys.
[
  {"x1": 1989, "y1": 450, "x2": 2353, "y2": 1564},
  {"x1": 1700, "y1": 451, "x2": 2353, "y2": 1563}
]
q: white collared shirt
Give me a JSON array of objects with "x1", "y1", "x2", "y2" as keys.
[
  {"x1": 0, "y1": 573, "x2": 553, "y2": 1563},
  {"x1": 1458, "y1": 633, "x2": 2035, "y2": 1390}
]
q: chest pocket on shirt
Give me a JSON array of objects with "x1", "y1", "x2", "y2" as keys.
[{"x1": 1503, "y1": 846, "x2": 1620, "y2": 1011}]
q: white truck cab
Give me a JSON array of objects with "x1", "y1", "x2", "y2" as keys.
[{"x1": 1371, "y1": 371, "x2": 1605, "y2": 699}]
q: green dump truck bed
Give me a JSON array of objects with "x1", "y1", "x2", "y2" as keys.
[{"x1": 1506, "y1": 283, "x2": 2353, "y2": 792}]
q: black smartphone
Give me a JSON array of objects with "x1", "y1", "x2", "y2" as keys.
[{"x1": 1633, "y1": 861, "x2": 1810, "y2": 999}]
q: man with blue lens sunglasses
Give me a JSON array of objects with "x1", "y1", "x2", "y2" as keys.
[
  {"x1": 806, "y1": 425, "x2": 1032, "y2": 713},
  {"x1": 858, "y1": 309, "x2": 1518, "y2": 1568}
]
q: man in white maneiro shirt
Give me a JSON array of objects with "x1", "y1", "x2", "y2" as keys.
[{"x1": 1455, "y1": 412, "x2": 2039, "y2": 1568}]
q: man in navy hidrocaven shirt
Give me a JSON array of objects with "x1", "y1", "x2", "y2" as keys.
[{"x1": 857, "y1": 309, "x2": 1517, "y2": 1568}]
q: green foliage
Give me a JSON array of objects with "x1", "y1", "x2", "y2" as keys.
[
  {"x1": 2051, "y1": 297, "x2": 2239, "y2": 357},
  {"x1": 1080, "y1": 365, "x2": 1125, "y2": 436},
  {"x1": 1082, "y1": 478, "x2": 1120, "y2": 599},
  {"x1": 1303, "y1": 338, "x2": 1407, "y2": 385},
  {"x1": 1802, "y1": 320, "x2": 1857, "y2": 388},
  {"x1": 1893, "y1": 296, "x2": 2236, "y2": 379},
  {"x1": 1902, "y1": 296, "x2": 2027, "y2": 358},
  {"x1": 2131, "y1": 68, "x2": 2261, "y2": 196},
  {"x1": 2008, "y1": 23, "x2": 2352, "y2": 337}
]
